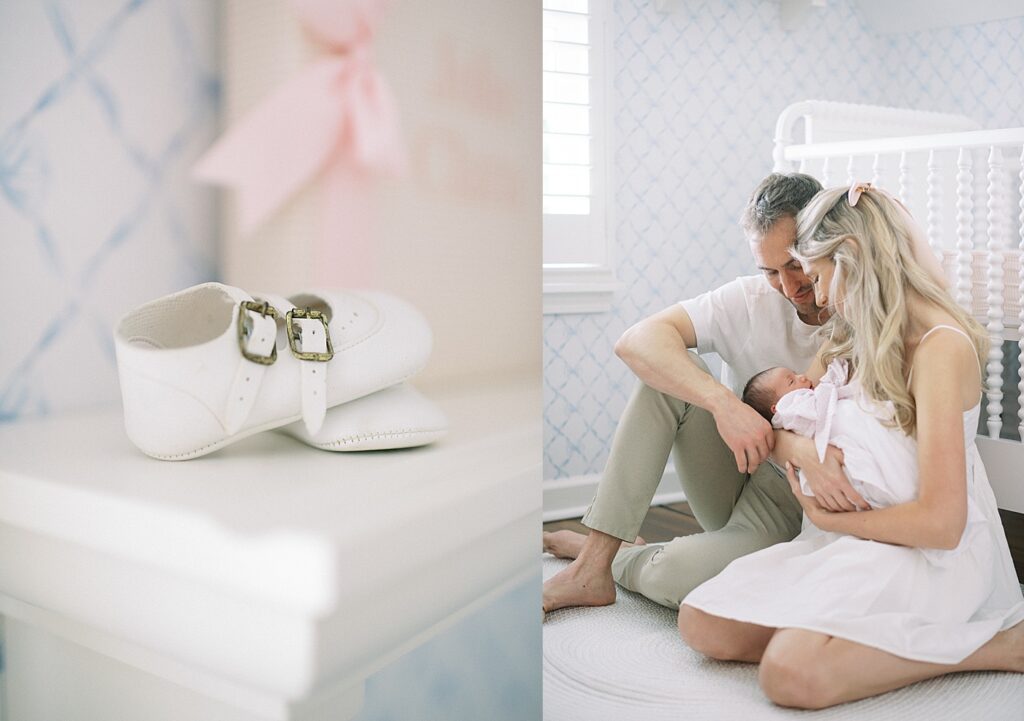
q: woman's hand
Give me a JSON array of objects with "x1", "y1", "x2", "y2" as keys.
[
  {"x1": 797, "y1": 445, "x2": 870, "y2": 512},
  {"x1": 785, "y1": 462, "x2": 840, "y2": 532}
]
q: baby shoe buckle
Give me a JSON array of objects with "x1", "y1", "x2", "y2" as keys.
[
  {"x1": 286, "y1": 308, "x2": 334, "y2": 362},
  {"x1": 237, "y1": 300, "x2": 279, "y2": 365}
]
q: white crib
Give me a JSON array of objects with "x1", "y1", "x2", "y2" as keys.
[{"x1": 773, "y1": 100, "x2": 1024, "y2": 514}]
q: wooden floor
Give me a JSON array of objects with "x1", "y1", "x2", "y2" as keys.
[{"x1": 546, "y1": 503, "x2": 1024, "y2": 584}]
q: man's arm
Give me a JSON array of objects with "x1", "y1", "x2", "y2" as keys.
[{"x1": 614, "y1": 304, "x2": 775, "y2": 473}]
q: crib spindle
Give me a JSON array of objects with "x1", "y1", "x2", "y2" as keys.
[
  {"x1": 821, "y1": 156, "x2": 832, "y2": 186},
  {"x1": 985, "y1": 146, "x2": 1005, "y2": 438},
  {"x1": 847, "y1": 155, "x2": 856, "y2": 185},
  {"x1": 955, "y1": 148, "x2": 974, "y2": 312},
  {"x1": 1018, "y1": 145, "x2": 1024, "y2": 441},
  {"x1": 926, "y1": 150, "x2": 942, "y2": 261},
  {"x1": 872, "y1": 153, "x2": 883, "y2": 187}
]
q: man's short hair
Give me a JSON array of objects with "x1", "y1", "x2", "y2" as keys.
[
  {"x1": 740, "y1": 173, "x2": 823, "y2": 240},
  {"x1": 742, "y1": 367, "x2": 779, "y2": 422}
]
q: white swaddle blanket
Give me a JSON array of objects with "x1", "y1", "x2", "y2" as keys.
[{"x1": 771, "y1": 358, "x2": 919, "y2": 509}]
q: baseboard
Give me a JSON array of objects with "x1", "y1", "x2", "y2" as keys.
[{"x1": 542, "y1": 469, "x2": 686, "y2": 522}]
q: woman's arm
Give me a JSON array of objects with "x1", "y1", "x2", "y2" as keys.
[
  {"x1": 771, "y1": 430, "x2": 867, "y2": 511},
  {"x1": 791, "y1": 334, "x2": 974, "y2": 549}
]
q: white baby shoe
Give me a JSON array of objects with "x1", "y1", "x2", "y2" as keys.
[
  {"x1": 114, "y1": 283, "x2": 432, "y2": 460},
  {"x1": 280, "y1": 382, "x2": 447, "y2": 451}
]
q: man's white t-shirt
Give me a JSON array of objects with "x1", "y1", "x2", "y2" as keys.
[{"x1": 680, "y1": 274, "x2": 825, "y2": 397}]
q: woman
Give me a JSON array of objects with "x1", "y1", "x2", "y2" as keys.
[{"x1": 677, "y1": 183, "x2": 1024, "y2": 709}]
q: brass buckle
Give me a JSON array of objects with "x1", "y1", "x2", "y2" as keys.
[
  {"x1": 286, "y1": 308, "x2": 334, "y2": 362},
  {"x1": 237, "y1": 300, "x2": 279, "y2": 365}
]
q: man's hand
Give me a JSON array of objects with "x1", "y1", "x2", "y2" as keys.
[
  {"x1": 713, "y1": 399, "x2": 775, "y2": 474},
  {"x1": 794, "y1": 445, "x2": 870, "y2": 512}
]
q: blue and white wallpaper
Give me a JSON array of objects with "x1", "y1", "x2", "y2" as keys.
[
  {"x1": 0, "y1": 0, "x2": 220, "y2": 422},
  {"x1": 543, "y1": 0, "x2": 1024, "y2": 481}
]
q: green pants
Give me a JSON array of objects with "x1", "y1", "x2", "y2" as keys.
[{"x1": 581, "y1": 354, "x2": 803, "y2": 609}]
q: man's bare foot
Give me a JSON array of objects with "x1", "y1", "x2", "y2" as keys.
[
  {"x1": 543, "y1": 558, "x2": 617, "y2": 613},
  {"x1": 543, "y1": 529, "x2": 646, "y2": 559}
]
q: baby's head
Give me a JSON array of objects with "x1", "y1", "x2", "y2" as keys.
[{"x1": 742, "y1": 366, "x2": 814, "y2": 421}]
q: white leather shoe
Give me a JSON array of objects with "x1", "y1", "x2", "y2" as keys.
[
  {"x1": 280, "y1": 382, "x2": 447, "y2": 451},
  {"x1": 114, "y1": 283, "x2": 432, "y2": 460}
]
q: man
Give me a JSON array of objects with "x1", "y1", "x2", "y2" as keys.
[{"x1": 543, "y1": 173, "x2": 869, "y2": 612}]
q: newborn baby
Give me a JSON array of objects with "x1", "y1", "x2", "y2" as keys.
[{"x1": 743, "y1": 359, "x2": 919, "y2": 510}]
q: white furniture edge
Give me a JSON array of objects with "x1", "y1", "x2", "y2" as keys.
[{"x1": 0, "y1": 561, "x2": 538, "y2": 721}]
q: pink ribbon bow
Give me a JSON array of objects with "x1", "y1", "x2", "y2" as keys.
[
  {"x1": 193, "y1": 0, "x2": 403, "y2": 237},
  {"x1": 844, "y1": 181, "x2": 948, "y2": 290}
]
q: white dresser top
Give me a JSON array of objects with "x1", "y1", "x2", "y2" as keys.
[{"x1": 0, "y1": 374, "x2": 541, "y2": 711}]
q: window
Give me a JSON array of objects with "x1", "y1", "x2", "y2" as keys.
[{"x1": 542, "y1": 0, "x2": 617, "y2": 314}]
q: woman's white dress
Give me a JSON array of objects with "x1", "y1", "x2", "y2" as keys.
[{"x1": 682, "y1": 331, "x2": 1024, "y2": 663}]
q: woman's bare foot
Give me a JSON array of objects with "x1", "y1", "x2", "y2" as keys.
[
  {"x1": 543, "y1": 530, "x2": 586, "y2": 559},
  {"x1": 543, "y1": 529, "x2": 646, "y2": 559},
  {"x1": 543, "y1": 558, "x2": 617, "y2": 613}
]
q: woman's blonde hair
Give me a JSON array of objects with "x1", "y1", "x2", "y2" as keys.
[{"x1": 792, "y1": 186, "x2": 988, "y2": 435}]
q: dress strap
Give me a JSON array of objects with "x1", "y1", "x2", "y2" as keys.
[
  {"x1": 918, "y1": 324, "x2": 972, "y2": 345},
  {"x1": 907, "y1": 324, "x2": 980, "y2": 385}
]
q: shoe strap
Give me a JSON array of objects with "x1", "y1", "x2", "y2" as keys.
[
  {"x1": 225, "y1": 295, "x2": 278, "y2": 435},
  {"x1": 259, "y1": 293, "x2": 329, "y2": 435}
]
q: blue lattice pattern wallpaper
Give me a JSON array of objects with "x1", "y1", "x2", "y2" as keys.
[
  {"x1": 0, "y1": 0, "x2": 220, "y2": 422},
  {"x1": 543, "y1": 0, "x2": 1024, "y2": 481},
  {"x1": 880, "y1": 18, "x2": 1024, "y2": 129}
]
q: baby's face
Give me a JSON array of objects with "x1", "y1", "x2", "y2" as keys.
[{"x1": 764, "y1": 367, "x2": 814, "y2": 409}]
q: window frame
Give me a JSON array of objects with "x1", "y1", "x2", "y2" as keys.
[{"x1": 542, "y1": 0, "x2": 618, "y2": 314}]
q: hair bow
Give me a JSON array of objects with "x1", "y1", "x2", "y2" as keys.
[
  {"x1": 847, "y1": 182, "x2": 872, "y2": 207},
  {"x1": 839, "y1": 181, "x2": 949, "y2": 290}
]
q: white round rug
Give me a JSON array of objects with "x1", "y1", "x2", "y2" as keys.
[{"x1": 543, "y1": 556, "x2": 1024, "y2": 721}]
